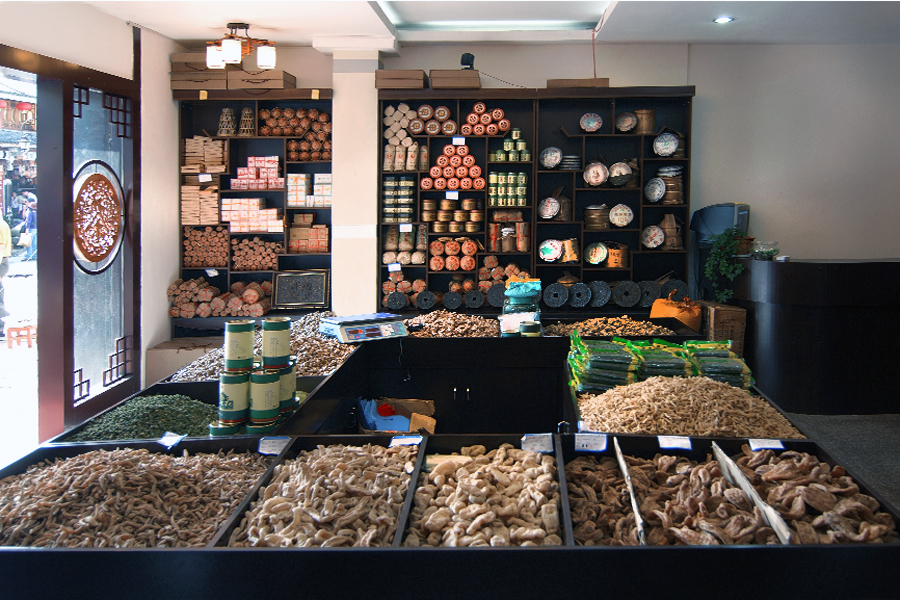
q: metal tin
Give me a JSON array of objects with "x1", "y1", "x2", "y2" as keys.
[
  {"x1": 488, "y1": 172, "x2": 498, "y2": 184},
  {"x1": 521, "y1": 152, "x2": 531, "y2": 162},
  {"x1": 279, "y1": 363, "x2": 296, "y2": 411},
  {"x1": 453, "y1": 209, "x2": 469, "y2": 221},
  {"x1": 422, "y1": 199, "x2": 437, "y2": 211},
  {"x1": 421, "y1": 210, "x2": 437, "y2": 222},
  {"x1": 461, "y1": 198, "x2": 479, "y2": 210},
  {"x1": 503, "y1": 138, "x2": 514, "y2": 151},
  {"x1": 208, "y1": 422, "x2": 241, "y2": 436},
  {"x1": 495, "y1": 151, "x2": 507, "y2": 162},
  {"x1": 261, "y1": 317, "x2": 292, "y2": 368},
  {"x1": 448, "y1": 221, "x2": 464, "y2": 233},
  {"x1": 249, "y1": 369, "x2": 281, "y2": 420},
  {"x1": 465, "y1": 221, "x2": 480, "y2": 233},
  {"x1": 224, "y1": 320, "x2": 255, "y2": 372},
  {"x1": 498, "y1": 172, "x2": 508, "y2": 185},
  {"x1": 516, "y1": 139, "x2": 528, "y2": 151},
  {"x1": 508, "y1": 150, "x2": 519, "y2": 162},
  {"x1": 515, "y1": 172, "x2": 527, "y2": 185},
  {"x1": 510, "y1": 128, "x2": 522, "y2": 139},
  {"x1": 519, "y1": 321, "x2": 542, "y2": 337},
  {"x1": 432, "y1": 222, "x2": 448, "y2": 233},
  {"x1": 437, "y1": 210, "x2": 453, "y2": 222},
  {"x1": 469, "y1": 210, "x2": 484, "y2": 222},
  {"x1": 218, "y1": 372, "x2": 249, "y2": 422},
  {"x1": 516, "y1": 186, "x2": 528, "y2": 198},
  {"x1": 440, "y1": 199, "x2": 457, "y2": 211}
]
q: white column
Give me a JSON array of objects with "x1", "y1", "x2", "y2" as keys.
[{"x1": 331, "y1": 49, "x2": 381, "y2": 315}]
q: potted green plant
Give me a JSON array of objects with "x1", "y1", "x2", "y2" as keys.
[{"x1": 704, "y1": 227, "x2": 747, "y2": 303}]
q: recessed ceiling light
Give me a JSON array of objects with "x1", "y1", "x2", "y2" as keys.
[{"x1": 713, "y1": 16, "x2": 735, "y2": 24}]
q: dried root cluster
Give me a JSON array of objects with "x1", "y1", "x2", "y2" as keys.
[
  {"x1": 0, "y1": 449, "x2": 269, "y2": 547},
  {"x1": 566, "y1": 455, "x2": 637, "y2": 545},
  {"x1": 229, "y1": 444, "x2": 417, "y2": 548},
  {"x1": 169, "y1": 312, "x2": 352, "y2": 381},
  {"x1": 404, "y1": 310, "x2": 500, "y2": 338},
  {"x1": 544, "y1": 316, "x2": 675, "y2": 338},
  {"x1": 577, "y1": 376, "x2": 804, "y2": 439},
  {"x1": 403, "y1": 444, "x2": 562, "y2": 547},
  {"x1": 736, "y1": 446, "x2": 898, "y2": 544}
]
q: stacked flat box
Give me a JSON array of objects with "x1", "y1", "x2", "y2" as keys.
[
  {"x1": 182, "y1": 136, "x2": 227, "y2": 174},
  {"x1": 222, "y1": 197, "x2": 283, "y2": 233}
]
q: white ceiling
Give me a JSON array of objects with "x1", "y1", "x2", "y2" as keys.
[{"x1": 86, "y1": 1, "x2": 900, "y2": 53}]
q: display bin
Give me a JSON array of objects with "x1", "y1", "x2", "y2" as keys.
[
  {"x1": 211, "y1": 434, "x2": 426, "y2": 548},
  {"x1": 2, "y1": 435, "x2": 900, "y2": 599},
  {"x1": 542, "y1": 315, "x2": 702, "y2": 339},
  {"x1": 43, "y1": 376, "x2": 332, "y2": 445},
  {"x1": 557, "y1": 433, "x2": 900, "y2": 545}
]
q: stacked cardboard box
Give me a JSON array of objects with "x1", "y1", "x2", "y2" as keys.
[
  {"x1": 181, "y1": 136, "x2": 227, "y2": 174},
  {"x1": 170, "y1": 52, "x2": 233, "y2": 90},
  {"x1": 180, "y1": 184, "x2": 219, "y2": 225},
  {"x1": 230, "y1": 156, "x2": 284, "y2": 190},
  {"x1": 221, "y1": 197, "x2": 284, "y2": 233},
  {"x1": 287, "y1": 172, "x2": 332, "y2": 207},
  {"x1": 375, "y1": 69, "x2": 428, "y2": 89},
  {"x1": 227, "y1": 69, "x2": 297, "y2": 90},
  {"x1": 289, "y1": 214, "x2": 329, "y2": 254},
  {"x1": 429, "y1": 69, "x2": 481, "y2": 89}
]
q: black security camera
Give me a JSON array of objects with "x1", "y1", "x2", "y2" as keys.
[{"x1": 460, "y1": 53, "x2": 475, "y2": 70}]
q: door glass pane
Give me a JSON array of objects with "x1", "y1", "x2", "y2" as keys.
[{"x1": 71, "y1": 87, "x2": 131, "y2": 405}]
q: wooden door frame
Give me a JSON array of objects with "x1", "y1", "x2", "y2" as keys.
[{"x1": 0, "y1": 28, "x2": 142, "y2": 440}]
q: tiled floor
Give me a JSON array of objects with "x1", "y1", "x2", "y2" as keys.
[{"x1": 0, "y1": 255, "x2": 39, "y2": 468}]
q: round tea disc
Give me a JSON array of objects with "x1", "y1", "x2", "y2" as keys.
[
  {"x1": 416, "y1": 290, "x2": 436, "y2": 310},
  {"x1": 568, "y1": 283, "x2": 592, "y2": 308},
  {"x1": 588, "y1": 281, "x2": 611, "y2": 307},
  {"x1": 611, "y1": 281, "x2": 641, "y2": 307},
  {"x1": 464, "y1": 290, "x2": 485, "y2": 309},
  {"x1": 387, "y1": 291, "x2": 409, "y2": 310},
  {"x1": 543, "y1": 283, "x2": 569, "y2": 308},
  {"x1": 660, "y1": 279, "x2": 688, "y2": 302},
  {"x1": 442, "y1": 291, "x2": 462, "y2": 310},
  {"x1": 638, "y1": 280, "x2": 662, "y2": 307},
  {"x1": 487, "y1": 283, "x2": 507, "y2": 308}
]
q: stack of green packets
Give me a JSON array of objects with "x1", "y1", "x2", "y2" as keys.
[{"x1": 568, "y1": 331, "x2": 639, "y2": 393}]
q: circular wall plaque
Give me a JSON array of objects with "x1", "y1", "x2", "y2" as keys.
[{"x1": 73, "y1": 162, "x2": 125, "y2": 273}]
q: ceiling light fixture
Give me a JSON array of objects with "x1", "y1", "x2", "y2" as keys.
[
  {"x1": 206, "y1": 23, "x2": 276, "y2": 70},
  {"x1": 713, "y1": 16, "x2": 735, "y2": 24}
]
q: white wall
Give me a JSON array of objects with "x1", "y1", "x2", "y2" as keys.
[
  {"x1": 689, "y1": 43, "x2": 900, "y2": 259},
  {"x1": 0, "y1": 2, "x2": 134, "y2": 79},
  {"x1": 139, "y1": 29, "x2": 184, "y2": 385}
]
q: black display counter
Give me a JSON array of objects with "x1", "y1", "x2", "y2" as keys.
[{"x1": 733, "y1": 258, "x2": 900, "y2": 414}]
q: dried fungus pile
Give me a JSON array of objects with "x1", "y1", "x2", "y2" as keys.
[
  {"x1": 544, "y1": 316, "x2": 675, "y2": 338},
  {"x1": 404, "y1": 310, "x2": 500, "y2": 338}
]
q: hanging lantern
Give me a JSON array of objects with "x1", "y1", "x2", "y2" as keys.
[
  {"x1": 0, "y1": 100, "x2": 7, "y2": 108},
  {"x1": 256, "y1": 44, "x2": 276, "y2": 69},
  {"x1": 17, "y1": 102, "x2": 32, "y2": 111},
  {"x1": 221, "y1": 37, "x2": 243, "y2": 64},
  {"x1": 206, "y1": 44, "x2": 225, "y2": 69}
]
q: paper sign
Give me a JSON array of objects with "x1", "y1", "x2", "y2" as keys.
[
  {"x1": 387, "y1": 263, "x2": 401, "y2": 272},
  {"x1": 157, "y1": 431, "x2": 186, "y2": 450},
  {"x1": 258, "y1": 436, "x2": 291, "y2": 456},
  {"x1": 198, "y1": 173, "x2": 213, "y2": 183},
  {"x1": 446, "y1": 191, "x2": 459, "y2": 200},
  {"x1": 452, "y1": 137, "x2": 465, "y2": 146},
  {"x1": 311, "y1": 89, "x2": 320, "y2": 100},
  {"x1": 205, "y1": 269, "x2": 219, "y2": 277},
  {"x1": 399, "y1": 223, "x2": 413, "y2": 233},
  {"x1": 199, "y1": 90, "x2": 208, "y2": 100},
  {"x1": 521, "y1": 433, "x2": 553, "y2": 454},
  {"x1": 749, "y1": 439, "x2": 785, "y2": 451},
  {"x1": 574, "y1": 433, "x2": 607, "y2": 453},
  {"x1": 658, "y1": 435, "x2": 692, "y2": 450},
  {"x1": 389, "y1": 435, "x2": 423, "y2": 447}
]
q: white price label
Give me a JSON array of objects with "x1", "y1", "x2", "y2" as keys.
[
  {"x1": 658, "y1": 435, "x2": 692, "y2": 450},
  {"x1": 205, "y1": 269, "x2": 219, "y2": 277},
  {"x1": 452, "y1": 136, "x2": 465, "y2": 146},
  {"x1": 198, "y1": 173, "x2": 213, "y2": 183},
  {"x1": 387, "y1": 263, "x2": 402, "y2": 272},
  {"x1": 157, "y1": 431, "x2": 186, "y2": 450},
  {"x1": 574, "y1": 433, "x2": 607, "y2": 453},
  {"x1": 389, "y1": 435, "x2": 423, "y2": 448},
  {"x1": 399, "y1": 223, "x2": 413, "y2": 233},
  {"x1": 258, "y1": 436, "x2": 291, "y2": 456},
  {"x1": 748, "y1": 439, "x2": 785, "y2": 451},
  {"x1": 521, "y1": 433, "x2": 553, "y2": 454},
  {"x1": 446, "y1": 191, "x2": 459, "y2": 200}
]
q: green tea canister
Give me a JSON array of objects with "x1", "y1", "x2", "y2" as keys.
[
  {"x1": 224, "y1": 320, "x2": 255, "y2": 371},
  {"x1": 261, "y1": 317, "x2": 292, "y2": 368},
  {"x1": 250, "y1": 369, "x2": 281, "y2": 421},
  {"x1": 218, "y1": 372, "x2": 249, "y2": 423}
]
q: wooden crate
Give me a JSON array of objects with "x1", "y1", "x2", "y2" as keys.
[
  {"x1": 429, "y1": 69, "x2": 481, "y2": 89},
  {"x1": 375, "y1": 69, "x2": 428, "y2": 89},
  {"x1": 697, "y1": 300, "x2": 747, "y2": 357}
]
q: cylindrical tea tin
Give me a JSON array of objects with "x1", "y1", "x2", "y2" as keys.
[
  {"x1": 432, "y1": 222, "x2": 449, "y2": 233},
  {"x1": 278, "y1": 363, "x2": 296, "y2": 413},
  {"x1": 224, "y1": 320, "x2": 255, "y2": 372},
  {"x1": 261, "y1": 317, "x2": 292, "y2": 368},
  {"x1": 421, "y1": 210, "x2": 437, "y2": 222},
  {"x1": 439, "y1": 199, "x2": 457, "y2": 211},
  {"x1": 453, "y1": 209, "x2": 469, "y2": 222},
  {"x1": 218, "y1": 372, "x2": 249, "y2": 423},
  {"x1": 508, "y1": 150, "x2": 519, "y2": 162},
  {"x1": 516, "y1": 139, "x2": 528, "y2": 151},
  {"x1": 448, "y1": 221, "x2": 464, "y2": 233},
  {"x1": 437, "y1": 210, "x2": 453, "y2": 222},
  {"x1": 422, "y1": 199, "x2": 437, "y2": 211},
  {"x1": 469, "y1": 209, "x2": 484, "y2": 222},
  {"x1": 503, "y1": 138, "x2": 514, "y2": 151},
  {"x1": 510, "y1": 128, "x2": 522, "y2": 139},
  {"x1": 465, "y1": 221, "x2": 480, "y2": 233},
  {"x1": 634, "y1": 109, "x2": 656, "y2": 135},
  {"x1": 461, "y1": 198, "x2": 479, "y2": 211},
  {"x1": 250, "y1": 369, "x2": 281, "y2": 421}
]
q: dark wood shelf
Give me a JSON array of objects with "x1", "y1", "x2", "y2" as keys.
[{"x1": 173, "y1": 88, "x2": 333, "y2": 101}]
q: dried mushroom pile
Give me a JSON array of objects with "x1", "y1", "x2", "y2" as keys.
[
  {"x1": 229, "y1": 443, "x2": 417, "y2": 548},
  {"x1": 578, "y1": 376, "x2": 804, "y2": 439},
  {"x1": 169, "y1": 312, "x2": 353, "y2": 382},
  {"x1": 544, "y1": 316, "x2": 675, "y2": 338},
  {"x1": 0, "y1": 448, "x2": 269, "y2": 547},
  {"x1": 404, "y1": 444, "x2": 562, "y2": 547},
  {"x1": 404, "y1": 310, "x2": 500, "y2": 338},
  {"x1": 736, "y1": 446, "x2": 898, "y2": 544}
]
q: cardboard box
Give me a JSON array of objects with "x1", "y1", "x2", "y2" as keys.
[
  {"x1": 359, "y1": 398, "x2": 436, "y2": 435},
  {"x1": 227, "y1": 69, "x2": 297, "y2": 90},
  {"x1": 697, "y1": 300, "x2": 747, "y2": 357},
  {"x1": 429, "y1": 69, "x2": 481, "y2": 89},
  {"x1": 546, "y1": 77, "x2": 610, "y2": 88},
  {"x1": 375, "y1": 69, "x2": 427, "y2": 81},
  {"x1": 146, "y1": 337, "x2": 223, "y2": 384},
  {"x1": 376, "y1": 79, "x2": 429, "y2": 89},
  {"x1": 375, "y1": 70, "x2": 428, "y2": 89},
  {"x1": 170, "y1": 72, "x2": 229, "y2": 90}
]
